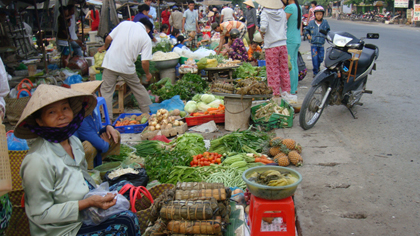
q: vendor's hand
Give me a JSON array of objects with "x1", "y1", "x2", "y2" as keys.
[
  {"x1": 182, "y1": 29, "x2": 185, "y2": 34},
  {"x1": 307, "y1": 35, "x2": 312, "y2": 40},
  {"x1": 106, "y1": 126, "x2": 119, "y2": 143},
  {"x1": 146, "y1": 73, "x2": 153, "y2": 82},
  {"x1": 100, "y1": 132, "x2": 111, "y2": 144},
  {"x1": 89, "y1": 193, "x2": 117, "y2": 210},
  {"x1": 98, "y1": 46, "x2": 106, "y2": 53}
]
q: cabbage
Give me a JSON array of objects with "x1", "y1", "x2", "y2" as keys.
[
  {"x1": 207, "y1": 99, "x2": 223, "y2": 108},
  {"x1": 201, "y1": 94, "x2": 215, "y2": 104},
  {"x1": 197, "y1": 102, "x2": 211, "y2": 112},
  {"x1": 184, "y1": 101, "x2": 198, "y2": 113}
]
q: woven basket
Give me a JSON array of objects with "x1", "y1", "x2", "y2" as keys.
[
  {"x1": 136, "y1": 183, "x2": 174, "y2": 233},
  {"x1": 8, "y1": 150, "x2": 28, "y2": 191},
  {"x1": 0, "y1": 118, "x2": 12, "y2": 197},
  {"x1": 5, "y1": 190, "x2": 31, "y2": 236}
]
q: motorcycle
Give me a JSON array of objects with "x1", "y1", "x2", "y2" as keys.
[
  {"x1": 299, "y1": 30, "x2": 380, "y2": 130},
  {"x1": 302, "y1": 14, "x2": 308, "y2": 41}
]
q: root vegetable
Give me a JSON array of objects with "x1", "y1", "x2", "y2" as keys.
[
  {"x1": 167, "y1": 124, "x2": 173, "y2": 129},
  {"x1": 179, "y1": 121, "x2": 184, "y2": 125},
  {"x1": 149, "y1": 126, "x2": 156, "y2": 131},
  {"x1": 174, "y1": 120, "x2": 180, "y2": 126},
  {"x1": 156, "y1": 124, "x2": 161, "y2": 130}
]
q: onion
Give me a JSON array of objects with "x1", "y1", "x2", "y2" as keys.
[
  {"x1": 151, "y1": 121, "x2": 158, "y2": 126},
  {"x1": 149, "y1": 126, "x2": 156, "y2": 131},
  {"x1": 174, "y1": 120, "x2": 180, "y2": 126},
  {"x1": 166, "y1": 123, "x2": 172, "y2": 129},
  {"x1": 155, "y1": 124, "x2": 161, "y2": 130},
  {"x1": 179, "y1": 121, "x2": 184, "y2": 125}
]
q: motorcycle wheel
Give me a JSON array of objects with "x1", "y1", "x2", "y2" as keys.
[{"x1": 299, "y1": 83, "x2": 328, "y2": 130}]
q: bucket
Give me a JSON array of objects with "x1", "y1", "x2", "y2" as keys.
[
  {"x1": 159, "y1": 68, "x2": 176, "y2": 84},
  {"x1": 28, "y1": 64, "x2": 37, "y2": 76},
  {"x1": 224, "y1": 97, "x2": 252, "y2": 131}
]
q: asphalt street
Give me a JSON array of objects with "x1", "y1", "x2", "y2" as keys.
[{"x1": 278, "y1": 18, "x2": 420, "y2": 235}]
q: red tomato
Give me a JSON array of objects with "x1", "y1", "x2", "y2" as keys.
[
  {"x1": 192, "y1": 165, "x2": 197, "y2": 167},
  {"x1": 193, "y1": 160, "x2": 198, "y2": 165},
  {"x1": 190, "y1": 161, "x2": 194, "y2": 166},
  {"x1": 218, "y1": 154, "x2": 222, "y2": 158},
  {"x1": 198, "y1": 154, "x2": 203, "y2": 158},
  {"x1": 216, "y1": 158, "x2": 221, "y2": 164},
  {"x1": 209, "y1": 156, "x2": 214, "y2": 161}
]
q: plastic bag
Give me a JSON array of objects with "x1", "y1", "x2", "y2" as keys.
[
  {"x1": 229, "y1": 187, "x2": 246, "y2": 206},
  {"x1": 149, "y1": 95, "x2": 185, "y2": 114},
  {"x1": 151, "y1": 134, "x2": 171, "y2": 143},
  {"x1": 88, "y1": 170, "x2": 102, "y2": 185},
  {"x1": 6, "y1": 131, "x2": 29, "y2": 151},
  {"x1": 64, "y1": 74, "x2": 83, "y2": 85},
  {"x1": 82, "y1": 182, "x2": 130, "y2": 226},
  {"x1": 192, "y1": 47, "x2": 216, "y2": 60},
  {"x1": 104, "y1": 168, "x2": 149, "y2": 187},
  {"x1": 94, "y1": 51, "x2": 107, "y2": 68}
]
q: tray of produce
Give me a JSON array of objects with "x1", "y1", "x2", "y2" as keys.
[{"x1": 113, "y1": 113, "x2": 149, "y2": 134}]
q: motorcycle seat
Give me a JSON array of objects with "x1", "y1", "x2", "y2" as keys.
[{"x1": 356, "y1": 47, "x2": 375, "y2": 75}]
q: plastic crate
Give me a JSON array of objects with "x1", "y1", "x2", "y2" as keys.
[
  {"x1": 185, "y1": 113, "x2": 225, "y2": 126},
  {"x1": 112, "y1": 113, "x2": 148, "y2": 133},
  {"x1": 257, "y1": 60, "x2": 266, "y2": 67},
  {"x1": 251, "y1": 100, "x2": 294, "y2": 131}
]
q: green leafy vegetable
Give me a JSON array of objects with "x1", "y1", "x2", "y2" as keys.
[
  {"x1": 234, "y1": 62, "x2": 266, "y2": 79},
  {"x1": 209, "y1": 126, "x2": 272, "y2": 154},
  {"x1": 171, "y1": 133, "x2": 206, "y2": 157},
  {"x1": 106, "y1": 144, "x2": 133, "y2": 162}
]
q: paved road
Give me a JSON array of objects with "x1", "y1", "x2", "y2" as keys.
[{"x1": 278, "y1": 19, "x2": 420, "y2": 235}]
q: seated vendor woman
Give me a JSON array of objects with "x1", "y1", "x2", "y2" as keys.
[
  {"x1": 227, "y1": 28, "x2": 248, "y2": 61},
  {"x1": 71, "y1": 81, "x2": 121, "y2": 169},
  {"x1": 15, "y1": 84, "x2": 140, "y2": 236}
]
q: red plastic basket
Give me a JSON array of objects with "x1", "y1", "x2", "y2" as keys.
[{"x1": 185, "y1": 113, "x2": 225, "y2": 126}]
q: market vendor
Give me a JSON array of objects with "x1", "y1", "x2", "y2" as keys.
[
  {"x1": 227, "y1": 29, "x2": 248, "y2": 61},
  {"x1": 15, "y1": 84, "x2": 140, "y2": 235},
  {"x1": 211, "y1": 20, "x2": 246, "y2": 55},
  {"x1": 56, "y1": 6, "x2": 72, "y2": 67},
  {"x1": 72, "y1": 81, "x2": 121, "y2": 169},
  {"x1": 98, "y1": 18, "x2": 153, "y2": 120}
]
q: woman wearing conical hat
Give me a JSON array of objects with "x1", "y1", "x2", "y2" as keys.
[{"x1": 15, "y1": 85, "x2": 140, "y2": 236}]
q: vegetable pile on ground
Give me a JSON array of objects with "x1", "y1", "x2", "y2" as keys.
[
  {"x1": 209, "y1": 127, "x2": 272, "y2": 154},
  {"x1": 146, "y1": 108, "x2": 184, "y2": 131},
  {"x1": 268, "y1": 137, "x2": 303, "y2": 167},
  {"x1": 115, "y1": 114, "x2": 149, "y2": 127},
  {"x1": 190, "y1": 152, "x2": 222, "y2": 167},
  {"x1": 148, "y1": 73, "x2": 208, "y2": 102},
  {"x1": 184, "y1": 94, "x2": 224, "y2": 114},
  {"x1": 133, "y1": 133, "x2": 206, "y2": 183}
]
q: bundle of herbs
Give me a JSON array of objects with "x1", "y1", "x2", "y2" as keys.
[
  {"x1": 209, "y1": 127, "x2": 272, "y2": 154},
  {"x1": 149, "y1": 73, "x2": 208, "y2": 102},
  {"x1": 234, "y1": 62, "x2": 266, "y2": 79}
]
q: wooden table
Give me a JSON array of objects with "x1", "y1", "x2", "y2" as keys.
[
  {"x1": 204, "y1": 66, "x2": 239, "y2": 82},
  {"x1": 112, "y1": 81, "x2": 133, "y2": 114}
]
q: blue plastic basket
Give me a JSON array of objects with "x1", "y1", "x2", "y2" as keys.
[
  {"x1": 112, "y1": 113, "x2": 148, "y2": 134},
  {"x1": 258, "y1": 60, "x2": 266, "y2": 67}
]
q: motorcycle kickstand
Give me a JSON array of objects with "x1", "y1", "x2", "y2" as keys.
[{"x1": 347, "y1": 106, "x2": 358, "y2": 119}]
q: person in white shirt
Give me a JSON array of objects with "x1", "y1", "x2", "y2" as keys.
[
  {"x1": 145, "y1": 0, "x2": 156, "y2": 24},
  {"x1": 221, "y1": 5, "x2": 237, "y2": 22},
  {"x1": 0, "y1": 57, "x2": 9, "y2": 120},
  {"x1": 98, "y1": 18, "x2": 154, "y2": 119},
  {"x1": 182, "y1": 1, "x2": 199, "y2": 46}
]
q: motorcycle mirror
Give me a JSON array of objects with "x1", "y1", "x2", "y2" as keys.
[
  {"x1": 366, "y1": 33, "x2": 379, "y2": 39},
  {"x1": 320, "y1": 29, "x2": 328, "y2": 35}
]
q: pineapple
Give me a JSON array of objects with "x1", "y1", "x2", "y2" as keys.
[
  {"x1": 275, "y1": 155, "x2": 290, "y2": 167},
  {"x1": 270, "y1": 137, "x2": 283, "y2": 147},
  {"x1": 288, "y1": 150, "x2": 303, "y2": 166},
  {"x1": 269, "y1": 146, "x2": 281, "y2": 156},
  {"x1": 294, "y1": 143, "x2": 302, "y2": 154},
  {"x1": 280, "y1": 144, "x2": 290, "y2": 155},
  {"x1": 282, "y1": 139, "x2": 296, "y2": 150}
]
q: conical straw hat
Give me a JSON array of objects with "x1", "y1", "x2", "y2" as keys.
[
  {"x1": 256, "y1": 0, "x2": 284, "y2": 9},
  {"x1": 71, "y1": 81, "x2": 103, "y2": 94},
  {"x1": 244, "y1": 0, "x2": 255, "y2": 8},
  {"x1": 14, "y1": 84, "x2": 97, "y2": 139}
]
